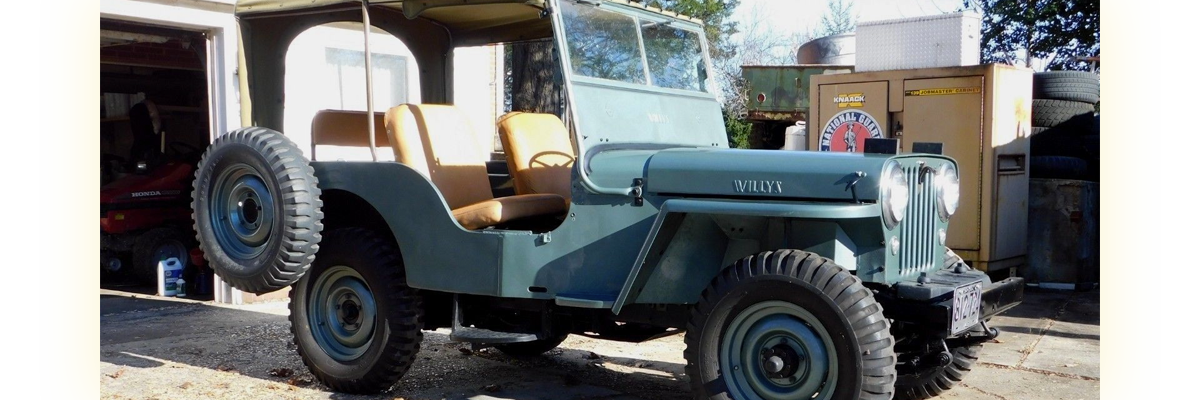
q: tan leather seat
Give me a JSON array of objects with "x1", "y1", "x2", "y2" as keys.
[
  {"x1": 385, "y1": 104, "x2": 565, "y2": 230},
  {"x1": 310, "y1": 110, "x2": 389, "y2": 161},
  {"x1": 497, "y1": 112, "x2": 575, "y2": 205}
]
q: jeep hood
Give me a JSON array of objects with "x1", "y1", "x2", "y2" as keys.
[{"x1": 644, "y1": 148, "x2": 893, "y2": 202}]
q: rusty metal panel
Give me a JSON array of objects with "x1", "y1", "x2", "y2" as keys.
[
  {"x1": 1024, "y1": 179, "x2": 1098, "y2": 286},
  {"x1": 811, "y1": 81, "x2": 889, "y2": 152},
  {"x1": 900, "y1": 76, "x2": 984, "y2": 250},
  {"x1": 743, "y1": 65, "x2": 852, "y2": 121}
]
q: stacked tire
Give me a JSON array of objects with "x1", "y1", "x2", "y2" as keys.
[{"x1": 1028, "y1": 71, "x2": 1100, "y2": 181}]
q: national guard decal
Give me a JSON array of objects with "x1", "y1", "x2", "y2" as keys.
[{"x1": 819, "y1": 109, "x2": 884, "y2": 152}]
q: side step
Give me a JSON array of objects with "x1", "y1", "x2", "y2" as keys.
[
  {"x1": 449, "y1": 326, "x2": 538, "y2": 344},
  {"x1": 448, "y1": 295, "x2": 538, "y2": 344}
]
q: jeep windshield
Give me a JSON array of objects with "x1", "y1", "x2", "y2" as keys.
[
  {"x1": 560, "y1": 2, "x2": 708, "y2": 92},
  {"x1": 553, "y1": 0, "x2": 726, "y2": 155}
]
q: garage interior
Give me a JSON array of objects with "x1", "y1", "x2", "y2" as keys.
[{"x1": 100, "y1": 19, "x2": 213, "y2": 300}]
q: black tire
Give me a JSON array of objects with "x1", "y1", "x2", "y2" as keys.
[
  {"x1": 131, "y1": 226, "x2": 194, "y2": 284},
  {"x1": 894, "y1": 248, "x2": 984, "y2": 400},
  {"x1": 1031, "y1": 134, "x2": 1099, "y2": 160},
  {"x1": 1033, "y1": 71, "x2": 1100, "y2": 104},
  {"x1": 1030, "y1": 156, "x2": 1088, "y2": 180},
  {"x1": 895, "y1": 327, "x2": 983, "y2": 400},
  {"x1": 192, "y1": 127, "x2": 323, "y2": 294},
  {"x1": 494, "y1": 334, "x2": 569, "y2": 358},
  {"x1": 290, "y1": 228, "x2": 423, "y2": 394},
  {"x1": 684, "y1": 250, "x2": 896, "y2": 400},
  {"x1": 1031, "y1": 99, "x2": 1094, "y2": 131}
]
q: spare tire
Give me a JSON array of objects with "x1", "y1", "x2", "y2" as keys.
[
  {"x1": 1032, "y1": 99, "x2": 1095, "y2": 131},
  {"x1": 1033, "y1": 71, "x2": 1100, "y2": 104},
  {"x1": 192, "y1": 127, "x2": 324, "y2": 294}
]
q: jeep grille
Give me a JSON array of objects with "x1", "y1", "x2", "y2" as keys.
[{"x1": 898, "y1": 164, "x2": 941, "y2": 277}]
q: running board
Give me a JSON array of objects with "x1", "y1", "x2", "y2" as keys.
[
  {"x1": 449, "y1": 295, "x2": 538, "y2": 344},
  {"x1": 449, "y1": 326, "x2": 538, "y2": 344}
]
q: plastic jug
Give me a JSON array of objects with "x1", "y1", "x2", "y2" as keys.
[{"x1": 157, "y1": 257, "x2": 184, "y2": 297}]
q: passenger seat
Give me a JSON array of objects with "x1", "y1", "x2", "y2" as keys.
[
  {"x1": 497, "y1": 112, "x2": 575, "y2": 205},
  {"x1": 384, "y1": 104, "x2": 566, "y2": 230}
]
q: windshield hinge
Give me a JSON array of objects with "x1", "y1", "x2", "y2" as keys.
[
  {"x1": 631, "y1": 178, "x2": 645, "y2": 207},
  {"x1": 844, "y1": 171, "x2": 865, "y2": 203}
]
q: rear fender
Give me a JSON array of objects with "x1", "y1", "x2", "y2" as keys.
[
  {"x1": 612, "y1": 199, "x2": 883, "y2": 313},
  {"x1": 310, "y1": 161, "x2": 503, "y2": 296}
]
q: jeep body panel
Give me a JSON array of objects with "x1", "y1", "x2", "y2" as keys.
[
  {"x1": 645, "y1": 148, "x2": 889, "y2": 200},
  {"x1": 313, "y1": 150, "x2": 954, "y2": 315}
]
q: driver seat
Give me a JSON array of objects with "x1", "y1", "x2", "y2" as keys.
[{"x1": 384, "y1": 104, "x2": 566, "y2": 230}]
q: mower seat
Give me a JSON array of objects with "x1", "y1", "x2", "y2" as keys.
[
  {"x1": 384, "y1": 104, "x2": 565, "y2": 230},
  {"x1": 497, "y1": 112, "x2": 575, "y2": 206}
]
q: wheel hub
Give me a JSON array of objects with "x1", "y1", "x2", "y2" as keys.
[
  {"x1": 720, "y1": 301, "x2": 838, "y2": 400},
  {"x1": 760, "y1": 342, "x2": 803, "y2": 379},
  {"x1": 308, "y1": 266, "x2": 377, "y2": 361},
  {"x1": 210, "y1": 164, "x2": 276, "y2": 259}
]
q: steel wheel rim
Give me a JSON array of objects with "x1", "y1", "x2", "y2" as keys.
[
  {"x1": 209, "y1": 163, "x2": 275, "y2": 259},
  {"x1": 720, "y1": 301, "x2": 838, "y2": 400},
  {"x1": 308, "y1": 266, "x2": 378, "y2": 362}
]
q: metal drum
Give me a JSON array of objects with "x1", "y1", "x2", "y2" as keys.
[{"x1": 796, "y1": 33, "x2": 855, "y2": 65}]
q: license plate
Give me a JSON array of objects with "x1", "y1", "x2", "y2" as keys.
[{"x1": 951, "y1": 281, "x2": 983, "y2": 335}]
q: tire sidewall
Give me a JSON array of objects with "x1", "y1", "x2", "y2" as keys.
[
  {"x1": 133, "y1": 227, "x2": 193, "y2": 281},
  {"x1": 696, "y1": 275, "x2": 861, "y2": 400},
  {"x1": 289, "y1": 240, "x2": 395, "y2": 381},
  {"x1": 193, "y1": 141, "x2": 285, "y2": 281}
]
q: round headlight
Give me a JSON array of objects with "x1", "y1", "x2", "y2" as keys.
[
  {"x1": 881, "y1": 161, "x2": 909, "y2": 229},
  {"x1": 935, "y1": 163, "x2": 960, "y2": 220}
]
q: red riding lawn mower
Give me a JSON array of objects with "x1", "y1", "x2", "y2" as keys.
[{"x1": 100, "y1": 101, "x2": 207, "y2": 287}]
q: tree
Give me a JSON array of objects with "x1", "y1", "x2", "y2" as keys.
[
  {"x1": 646, "y1": 0, "x2": 741, "y2": 63},
  {"x1": 816, "y1": 0, "x2": 857, "y2": 37},
  {"x1": 964, "y1": 0, "x2": 1099, "y2": 71}
]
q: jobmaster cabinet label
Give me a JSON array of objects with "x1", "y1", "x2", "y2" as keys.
[
  {"x1": 904, "y1": 86, "x2": 982, "y2": 96},
  {"x1": 819, "y1": 109, "x2": 883, "y2": 152}
]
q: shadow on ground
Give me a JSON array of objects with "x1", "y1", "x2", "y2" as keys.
[{"x1": 100, "y1": 292, "x2": 689, "y2": 400}]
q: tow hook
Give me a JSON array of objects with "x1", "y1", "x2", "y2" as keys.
[{"x1": 946, "y1": 320, "x2": 1000, "y2": 348}]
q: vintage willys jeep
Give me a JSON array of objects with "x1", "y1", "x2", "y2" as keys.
[{"x1": 195, "y1": 1, "x2": 1023, "y2": 399}]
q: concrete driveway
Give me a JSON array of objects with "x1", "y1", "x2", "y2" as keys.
[{"x1": 100, "y1": 288, "x2": 1099, "y2": 400}]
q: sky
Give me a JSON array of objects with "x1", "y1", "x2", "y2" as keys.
[{"x1": 733, "y1": 0, "x2": 966, "y2": 42}]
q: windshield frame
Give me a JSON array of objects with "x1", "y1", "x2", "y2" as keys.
[
  {"x1": 557, "y1": 0, "x2": 716, "y2": 99},
  {"x1": 550, "y1": 0, "x2": 725, "y2": 197}
]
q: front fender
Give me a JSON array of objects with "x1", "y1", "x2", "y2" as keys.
[{"x1": 612, "y1": 198, "x2": 881, "y2": 314}]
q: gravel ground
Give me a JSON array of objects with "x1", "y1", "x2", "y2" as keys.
[{"x1": 100, "y1": 288, "x2": 1099, "y2": 400}]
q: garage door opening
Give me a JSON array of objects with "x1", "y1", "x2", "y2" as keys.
[{"x1": 100, "y1": 19, "x2": 214, "y2": 300}]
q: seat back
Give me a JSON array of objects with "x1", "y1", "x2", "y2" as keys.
[
  {"x1": 310, "y1": 110, "x2": 388, "y2": 161},
  {"x1": 497, "y1": 112, "x2": 575, "y2": 202},
  {"x1": 385, "y1": 104, "x2": 493, "y2": 209}
]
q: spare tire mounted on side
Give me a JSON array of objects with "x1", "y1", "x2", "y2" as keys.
[{"x1": 192, "y1": 127, "x2": 324, "y2": 294}]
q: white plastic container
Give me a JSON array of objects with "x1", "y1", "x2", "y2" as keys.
[
  {"x1": 782, "y1": 123, "x2": 808, "y2": 151},
  {"x1": 156, "y1": 257, "x2": 184, "y2": 297},
  {"x1": 855, "y1": 12, "x2": 981, "y2": 72}
]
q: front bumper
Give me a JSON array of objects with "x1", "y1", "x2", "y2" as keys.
[
  {"x1": 980, "y1": 277, "x2": 1024, "y2": 319},
  {"x1": 879, "y1": 270, "x2": 1025, "y2": 338}
]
